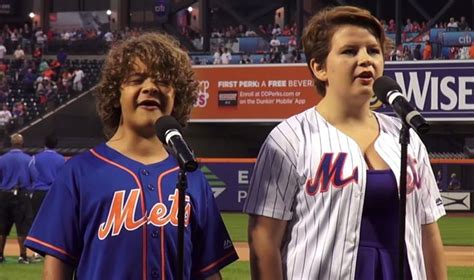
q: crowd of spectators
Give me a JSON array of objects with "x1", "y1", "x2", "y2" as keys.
[
  {"x1": 0, "y1": 14, "x2": 471, "y2": 60},
  {"x1": 0, "y1": 23, "x2": 149, "y2": 55},
  {"x1": 0, "y1": 14, "x2": 470, "y2": 134},
  {"x1": 209, "y1": 22, "x2": 298, "y2": 39},
  {"x1": 0, "y1": 46, "x2": 88, "y2": 133},
  {"x1": 387, "y1": 40, "x2": 474, "y2": 61}
]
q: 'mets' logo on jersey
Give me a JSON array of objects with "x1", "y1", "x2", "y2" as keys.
[
  {"x1": 97, "y1": 189, "x2": 191, "y2": 240},
  {"x1": 406, "y1": 155, "x2": 421, "y2": 194},
  {"x1": 305, "y1": 153, "x2": 422, "y2": 196},
  {"x1": 305, "y1": 153, "x2": 358, "y2": 196}
]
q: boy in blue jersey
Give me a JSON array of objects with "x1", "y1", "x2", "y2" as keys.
[
  {"x1": 25, "y1": 33, "x2": 238, "y2": 279},
  {"x1": 0, "y1": 133, "x2": 36, "y2": 264}
]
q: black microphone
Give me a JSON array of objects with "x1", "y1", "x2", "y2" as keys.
[
  {"x1": 156, "y1": 116, "x2": 198, "y2": 172},
  {"x1": 373, "y1": 76, "x2": 430, "y2": 134}
]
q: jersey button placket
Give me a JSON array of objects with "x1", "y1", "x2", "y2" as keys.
[
  {"x1": 147, "y1": 184, "x2": 155, "y2": 191},
  {"x1": 151, "y1": 270, "x2": 160, "y2": 279},
  {"x1": 151, "y1": 229, "x2": 159, "y2": 238}
]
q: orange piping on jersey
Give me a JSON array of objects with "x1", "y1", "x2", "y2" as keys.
[
  {"x1": 197, "y1": 158, "x2": 256, "y2": 163},
  {"x1": 26, "y1": 236, "x2": 78, "y2": 260},
  {"x1": 90, "y1": 149, "x2": 148, "y2": 280},
  {"x1": 156, "y1": 166, "x2": 180, "y2": 280},
  {"x1": 67, "y1": 157, "x2": 474, "y2": 164},
  {"x1": 197, "y1": 250, "x2": 237, "y2": 274},
  {"x1": 430, "y1": 158, "x2": 474, "y2": 164}
]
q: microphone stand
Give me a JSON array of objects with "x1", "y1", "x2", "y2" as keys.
[
  {"x1": 398, "y1": 123, "x2": 410, "y2": 280},
  {"x1": 176, "y1": 169, "x2": 187, "y2": 280}
]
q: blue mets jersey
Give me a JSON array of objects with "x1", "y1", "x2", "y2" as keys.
[{"x1": 25, "y1": 143, "x2": 238, "y2": 279}]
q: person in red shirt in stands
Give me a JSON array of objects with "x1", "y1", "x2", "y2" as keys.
[
  {"x1": 0, "y1": 61, "x2": 7, "y2": 73},
  {"x1": 469, "y1": 42, "x2": 474, "y2": 59},
  {"x1": 422, "y1": 40, "x2": 432, "y2": 60},
  {"x1": 387, "y1": 19, "x2": 396, "y2": 32},
  {"x1": 33, "y1": 47, "x2": 42, "y2": 60},
  {"x1": 43, "y1": 67, "x2": 56, "y2": 81}
]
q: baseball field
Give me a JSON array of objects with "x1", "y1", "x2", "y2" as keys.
[{"x1": 1, "y1": 213, "x2": 473, "y2": 279}]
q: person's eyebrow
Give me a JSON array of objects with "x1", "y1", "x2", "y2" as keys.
[
  {"x1": 125, "y1": 72, "x2": 147, "y2": 80},
  {"x1": 338, "y1": 42, "x2": 381, "y2": 49},
  {"x1": 128, "y1": 71, "x2": 146, "y2": 76}
]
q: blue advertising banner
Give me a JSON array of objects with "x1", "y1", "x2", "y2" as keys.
[
  {"x1": 0, "y1": 0, "x2": 13, "y2": 15},
  {"x1": 238, "y1": 36, "x2": 291, "y2": 53},
  {"x1": 154, "y1": 0, "x2": 169, "y2": 21},
  {"x1": 238, "y1": 37, "x2": 269, "y2": 53},
  {"x1": 199, "y1": 160, "x2": 474, "y2": 212},
  {"x1": 430, "y1": 28, "x2": 445, "y2": 43},
  {"x1": 440, "y1": 31, "x2": 473, "y2": 46},
  {"x1": 378, "y1": 61, "x2": 474, "y2": 121},
  {"x1": 199, "y1": 161, "x2": 253, "y2": 212}
]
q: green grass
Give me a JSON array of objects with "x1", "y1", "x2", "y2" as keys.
[
  {"x1": 222, "y1": 213, "x2": 474, "y2": 245},
  {"x1": 438, "y1": 217, "x2": 474, "y2": 246},
  {"x1": 1, "y1": 260, "x2": 471, "y2": 280},
  {"x1": 2, "y1": 213, "x2": 472, "y2": 279},
  {"x1": 7, "y1": 226, "x2": 18, "y2": 239},
  {"x1": 448, "y1": 267, "x2": 474, "y2": 279},
  {"x1": 0, "y1": 257, "x2": 43, "y2": 280},
  {"x1": 221, "y1": 213, "x2": 248, "y2": 242},
  {"x1": 221, "y1": 261, "x2": 250, "y2": 280}
]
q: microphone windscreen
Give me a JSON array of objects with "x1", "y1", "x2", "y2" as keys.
[
  {"x1": 373, "y1": 76, "x2": 402, "y2": 104},
  {"x1": 155, "y1": 116, "x2": 182, "y2": 144}
]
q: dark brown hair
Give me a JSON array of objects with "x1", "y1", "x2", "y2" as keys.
[
  {"x1": 302, "y1": 6, "x2": 386, "y2": 96},
  {"x1": 95, "y1": 33, "x2": 198, "y2": 138}
]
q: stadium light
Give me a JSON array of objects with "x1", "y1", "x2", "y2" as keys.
[
  {"x1": 29, "y1": 12, "x2": 35, "y2": 19},
  {"x1": 106, "y1": 9, "x2": 112, "y2": 16},
  {"x1": 187, "y1": 7, "x2": 193, "y2": 13}
]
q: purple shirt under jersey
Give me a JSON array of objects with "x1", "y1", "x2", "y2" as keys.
[{"x1": 355, "y1": 169, "x2": 412, "y2": 280}]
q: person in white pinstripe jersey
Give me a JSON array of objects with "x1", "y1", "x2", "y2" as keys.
[{"x1": 244, "y1": 6, "x2": 447, "y2": 280}]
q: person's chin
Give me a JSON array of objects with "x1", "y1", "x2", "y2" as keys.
[
  {"x1": 351, "y1": 88, "x2": 373, "y2": 98},
  {"x1": 132, "y1": 121, "x2": 159, "y2": 136}
]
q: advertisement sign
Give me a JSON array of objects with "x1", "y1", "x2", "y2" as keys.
[
  {"x1": 430, "y1": 28, "x2": 445, "y2": 43},
  {"x1": 154, "y1": 0, "x2": 169, "y2": 22},
  {"x1": 192, "y1": 64, "x2": 320, "y2": 122},
  {"x1": 200, "y1": 159, "x2": 474, "y2": 212},
  {"x1": 380, "y1": 61, "x2": 474, "y2": 121},
  {"x1": 191, "y1": 61, "x2": 474, "y2": 122},
  {"x1": 440, "y1": 192, "x2": 471, "y2": 211},
  {"x1": 238, "y1": 37, "x2": 269, "y2": 53},
  {"x1": 0, "y1": 0, "x2": 13, "y2": 15},
  {"x1": 199, "y1": 160, "x2": 254, "y2": 212},
  {"x1": 440, "y1": 31, "x2": 473, "y2": 46}
]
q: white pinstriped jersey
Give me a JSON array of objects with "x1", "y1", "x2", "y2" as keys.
[{"x1": 243, "y1": 107, "x2": 445, "y2": 280}]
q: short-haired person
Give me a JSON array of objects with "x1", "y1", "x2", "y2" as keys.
[
  {"x1": 30, "y1": 134, "x2": 65, "y2": 219},
  {"x1": 26, "y1": 33, "x2": 238, "y2": 279},
  {"x1": 244, "y1": 6, "x2": 446, "y2": 280},
  {"x1": 0, "y1": 133, "x2": 36, "y2": 264},
  {"x1": 28, "y1": 134, "x2": 65, "y2": 262}
]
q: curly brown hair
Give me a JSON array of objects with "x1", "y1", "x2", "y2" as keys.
[
  {"x1": 302, "y1": 6, "x2": 386, "y2": 96},
  {"x1": 95, "y1": 32, "x2": 198, "y2": 138}
]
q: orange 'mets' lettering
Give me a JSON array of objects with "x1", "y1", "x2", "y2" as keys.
[{"x1": 98, "y1": 189, "x2": 191, "y2": 240}]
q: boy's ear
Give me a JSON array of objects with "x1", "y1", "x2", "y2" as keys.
[{"x1": 309, "y1": 58, "x2": 327, "y2": 82}]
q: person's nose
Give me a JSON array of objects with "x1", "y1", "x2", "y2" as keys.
[
  {"x1": 358, "y1": 49, "x2": 374, "y2": 67},
  {"x1": 141, "y1": 78, "x2": 159, "y2": 95}
]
